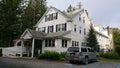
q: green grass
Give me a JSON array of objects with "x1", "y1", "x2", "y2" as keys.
[{"x1": 99, "y1": 57, "x2": 120, "y2": 63}]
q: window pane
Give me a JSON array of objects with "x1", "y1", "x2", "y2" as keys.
[
  {"x1": 62, "y1": 40, "x2": 64, "y2": 47},
  {"x1": 74, "y1": 25, "x2": 76, "y2": 32},
  {"x1": 49, "y1": 40, "x2": 51, "y2": 47},
  {"x1": 62, "y1": 23, "x2": 66, "y2": 31},
  {"x1": 81, "y1": 48, "x2": 87, "y2": 52},
  {"x1": 65, "y1": 40, "x2": 67, "y2": 47},
  {"x1": 45, "y1": 40, "x2": 48, "y2": 47},
  {"x1": 52, "y1": 39, "x2": 55, "y2": 47},
  {"x1": 72, "y1": 41, "x2": 74, "y2": 46}
]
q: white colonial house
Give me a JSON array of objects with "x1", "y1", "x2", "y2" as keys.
[{"x1": 2, "y1": 6, "x2": 114, "y2": 57}]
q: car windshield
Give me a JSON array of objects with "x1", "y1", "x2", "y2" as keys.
[{"x1": 68, "y1": 47, "x2": 79, "y2": 52}]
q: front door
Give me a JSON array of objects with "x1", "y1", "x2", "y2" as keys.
[{"x1": 34, "y1": 40, "x2": 42, "y2": 57}]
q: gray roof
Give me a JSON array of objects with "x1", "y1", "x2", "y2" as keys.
[
  {"x1": 28, "y1": 29, "x2": 46, "y2": 39},
  {"x1": 26, "y1": 29, "x2": 71, "y2": 40}
]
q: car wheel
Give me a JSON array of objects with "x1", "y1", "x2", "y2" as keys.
[
  {"x1": 84, "y1": 57, "x2": 88, "y2": 65},
  {"x1": 69, "y1": 60, "x2": 74, "y2": 63}
]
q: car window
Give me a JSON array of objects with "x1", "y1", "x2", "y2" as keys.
[
  {"x1": 81, "y1": 48, "x2": 87, "y2": 52},
  {"x1": 68, "y1": 47, "x2": 79, "y2": 52},
  {"x1": 88, "y1": 48, "x2": 94, "y2": 52}
]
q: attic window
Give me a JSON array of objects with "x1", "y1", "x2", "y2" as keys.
[
  {"x1": 83, "y1": 17, "x2": 85, "y2": 23},
  {"x1": 45, "y1": 12, "x2": 58, "y2": 22}
]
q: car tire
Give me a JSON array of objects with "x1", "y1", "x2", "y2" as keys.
[
  {"x1": 69, "y1": 60, "x2": 74, "y2": 63},
  {"x1": 84, "y1": 57, "x2": 89, "y2": 65}
]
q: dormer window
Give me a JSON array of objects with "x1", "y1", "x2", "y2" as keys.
[
  {"x1": 83, "y1": 17, "x2": 85, "y2": 23},
  {"x1": 79, "y1": 14, "x2": 81, "y2": 21},
  {"x1": 74, "y1": 24, "x2": 76, "y2": 32},
  {"x1": 45, "y1": 12, "x2": 58, "y2": 22}
]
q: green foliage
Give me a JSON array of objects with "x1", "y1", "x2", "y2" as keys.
[
  {"x1": 22, "y1": 0, "x2": 47, "y2": 29},
  {"x1": 86, "y1": 25, "x2": 99, "y2": 51},
  {"x1": 113, "y1": 28, "x2": 120, "y2": 55},
  {"x1": 100, "y1": 52, "x2": 120, "y2": 59},
  {"x1": 0, "y1": 49, "x2": 2, "y2": 56},
  {"x1": 67, "y1": 5, "x2": 74, "y2": 12},
  {"x1": 0, "y1": 0, "x2": 47, "y2": 47},
  {"x1": 113, "y1": 28, "x2": 120, "y2": 45},
  {"x1": 37, "y1": 51, "x2": 66, "y2": 60},
  {"x1": 0, "y1": 0, "x2": 25, "y2": 47},
  {"x1": 115, "y1": 46, "x2": 120, "y2": 56}
]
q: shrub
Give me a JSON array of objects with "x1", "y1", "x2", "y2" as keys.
[
  {"x1": 100, "y1": 52, "x2": 120, "y2": 59},
  {"x1": 115, "y1": 46, "x2": 120, "y2": 56},
  {"x1": 0, "y1": 49, "x2": 2, "y2": 56},
  {"x1": 37, "y1": 51, "x2": 66, "y2": 60}
]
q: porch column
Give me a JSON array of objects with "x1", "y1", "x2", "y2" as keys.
[
  {"x1": 31, "y1": 38, "x2": 35, "y2": 58},
  {"x1": 20, "y1": 40, "x2": 24, "y2": 57}
]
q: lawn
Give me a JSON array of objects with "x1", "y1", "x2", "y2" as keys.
[{"x1": 99, "y1": 57, "x2": 120, "y2": 63}]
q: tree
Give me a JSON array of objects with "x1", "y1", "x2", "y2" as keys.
[
  {"x1": 0, "y1": 0, "x2": 47, "y2": 47},
  {"x1": 86, "y1": 25, "x2": 99, "y2": 51},
  {"x1": 0, "y1": 0, "x2": 24, "y2": 47},
  {"x1": 67, "y1": 5, "x2": 74, "y2": 12},
  {"x1": 22, "y1": 0, "x2": 47, "y2": 30},
  {"x1": 113, "y1": 28, "x2": 120, "y2": 55}
]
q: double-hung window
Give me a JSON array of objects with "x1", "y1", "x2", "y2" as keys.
[
  {"x1": 62, "y1": 40, "x2": 67, "y2": 47},
  {"x1": 48, "y1": 26, "x2": 54, "y2": 33}
]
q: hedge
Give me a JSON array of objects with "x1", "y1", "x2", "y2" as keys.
[
  {"x1": 37, "y1": 51, "x2": 66, "y2": 60},
  {"x1": 100, "y1": 52, "x2": 120, "y2": 59}
]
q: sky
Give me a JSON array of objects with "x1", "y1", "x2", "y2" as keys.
[{"x1": 46, "y1": 0, "x2": 120, "y2": 28}]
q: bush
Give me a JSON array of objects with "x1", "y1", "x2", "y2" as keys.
[
  {"x1": 115, "y1": 46, "x2": 120, "y2": 56},
  {"x1": 37, "y1": 51, "x2": 66, "y2": 60},
  {"x1": 100, "y1": 52, "x2": 120, "y2": 59},
  {"x1": 0, "y1": 49, "x2": 2, "y2": 56}
]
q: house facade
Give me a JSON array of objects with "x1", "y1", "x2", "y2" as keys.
[{"x1": 13, "y1": 6, "x2": 114, "y2": 57}]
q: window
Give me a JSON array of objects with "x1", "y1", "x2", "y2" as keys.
[
  {"x1": 79, "y1": 17, "x2": 81, "y2": 21},
  {"x1": 81, "y1": 48, "x2": 87, "y2": 52},
  {"x1": 45, "y1": 12, "x2": 58, "y2": 22},
  {"x1": 74, "y1": 25, "x2": 76, "y2": 32},
  {"x1": 62, "y1": 40, "x2": 67, "y2": 47},
  {"x1": 56, "y1": 24, "x2": 61, "y2": 32},
  {"x1": 88, "y1": 48, "x2": 94, "y2": 52},
  {"x1": 38, "y1": 27, "x2": 46, "y2": 32},
  {"x1": 45, "y1": 39, "x2": 55, "y2": 47},
  {"x1": 79, "y1": 27, "x2": 81, "y2": 34},
  {"x1": 84, "y1": 28, "x2": 86, "y2": 35},
  {"x1": 53, "y1": 13, "x2": 58, "y2": 19},
  {"x1": 79, "y1": 14, "x2": 81, "y2": 21},
  {"x1": 62, "y1": 23, "x2": 66, "y2": 31},
  {"x1": 48, "y1": 26, "x2": 54, "y2": 33},
  {"x1": 83, "y1": 17, "x2": 85, "y2": 23},
  {"x1": 72, "y1": 41, "x2": 79, "y2": 46},
  {"x1": 82, "y1": 42, "x2": 86, "y2": 46},
  {"x1": 56, "y1": 23, "x2": 67, "y2": 32}
]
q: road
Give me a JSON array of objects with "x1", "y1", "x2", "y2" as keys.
[{"x1": 0, "y1": 57, "x2": 120, "y2": 68}]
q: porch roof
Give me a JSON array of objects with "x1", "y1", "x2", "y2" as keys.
[{"x1": 21, "y1": 29, "x2": 71, "y2": 40}]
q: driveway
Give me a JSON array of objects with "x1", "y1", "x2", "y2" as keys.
[{"x1": 0, "y1": 57, "x2": 120, "y2": 68}]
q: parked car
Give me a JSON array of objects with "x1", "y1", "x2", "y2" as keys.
[{"x1": 65, "y1": 46, "x2": 98, "y2": 64}]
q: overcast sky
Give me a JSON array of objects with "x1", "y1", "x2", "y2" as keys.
[{"x1": 46, "y1": 0, "x2": 120, "y2": 28}]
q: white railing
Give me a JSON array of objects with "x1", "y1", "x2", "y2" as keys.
[{"x1": 2, "y1": 46, "x2": 27, "y2": 57}]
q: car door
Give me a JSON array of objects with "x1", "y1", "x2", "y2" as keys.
[{"x1": 88, "y1": 48, "x2": 96, "y2": 60}]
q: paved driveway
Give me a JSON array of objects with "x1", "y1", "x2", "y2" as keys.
[{"x1": 0, "y1": 57, "x2": 120, "y2": 68}]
